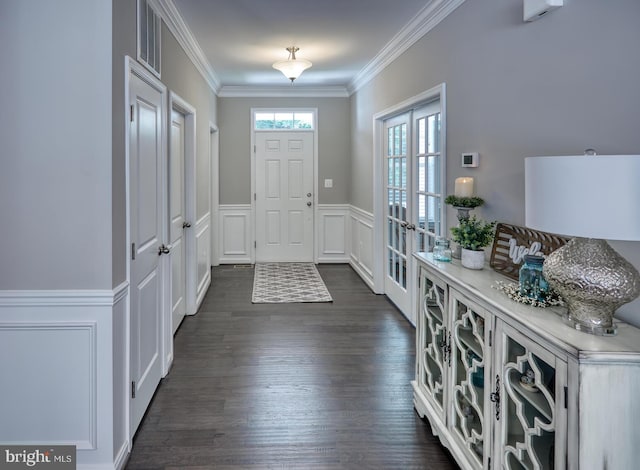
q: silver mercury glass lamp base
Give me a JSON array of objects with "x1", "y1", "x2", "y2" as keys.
[{"x1": 543, "y1": 238, "x2": 640, "y2": 336}]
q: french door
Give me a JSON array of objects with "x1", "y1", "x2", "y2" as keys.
[{"x1": 384, "y1": 101, "x2": 444, "y2": 322}]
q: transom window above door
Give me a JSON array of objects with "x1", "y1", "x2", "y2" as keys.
[{"x1": 254, "y1": 111, "x2": 314, "y2": 130}]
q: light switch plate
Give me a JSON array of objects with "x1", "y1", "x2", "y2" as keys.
[{"x1": 324, "y1": 179, "x2": 333, "y2": 188}]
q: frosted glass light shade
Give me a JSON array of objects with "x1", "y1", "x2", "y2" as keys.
[
  {"x1": 525, "y1": 155, "x2": 640, "y2": 241},
  {"x1": 272, "y1": 58, "x2": 312, "y2": 81}
]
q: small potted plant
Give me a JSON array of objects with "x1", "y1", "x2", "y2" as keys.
[{"x1": 450, "y1": 215, "x2": 496, "y2": 269}]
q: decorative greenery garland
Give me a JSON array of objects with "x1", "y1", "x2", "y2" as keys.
[
  {"x1": 445, "y1": 195, "x2": 485, "y2": 208},
  {"x1": 492, "y1": 280, "x2": 564, "y2": 308}
]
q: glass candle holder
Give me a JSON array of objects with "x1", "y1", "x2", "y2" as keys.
[
  {"x1": 433, "y1": 238, "x2": 452, "y2": 262},
  {"x1": 519, "y1": 255, "x2": 549, "y2": 301}
]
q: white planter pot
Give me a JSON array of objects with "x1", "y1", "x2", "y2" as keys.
[{"x1": 461, "y1": 248, "x2": 485, "y2": 270}]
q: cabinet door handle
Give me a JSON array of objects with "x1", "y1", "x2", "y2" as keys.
[
  {"x1": 438, "y1": 336, "x2": 447, "y2": 362},
  {"x1": 447, "y1": 331, "x2": 452, "y2": 367},
  {"x1": 490, "y1": 374, "x2": 501, "y2": 421}
]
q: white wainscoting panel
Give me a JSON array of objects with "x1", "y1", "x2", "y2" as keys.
[
  {"x1": 0, "y1": 322, "x2": 97, "y2": 447},
  {"x1": 0, "y1": 283, "x2": 129, "y2": 470},
  {"x1": 349, "y1": 206, "x2": 375, "y2": 290},
  {"x1": 317, "y1": 205, "x2": 350, "y2": 263},
  {"x1": 195, "y1": 213, "x2": 211, "y2": 310},
  {"x1": 219, "y1": 205, "x2": 252, "y2": 264}
]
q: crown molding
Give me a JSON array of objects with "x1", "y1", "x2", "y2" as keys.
[
  {"x1": 152, "y1": 0, "x2": 221, "y2": 94},
  {"x1": 151, "y1": 0, "x2": 465, "y2": 97},
  {"x1": 218, "y1": 86, "x2": 349, "y2": 98},
  {"x1": 348, "y1": 0, "x2": 467, "y2": 94}
]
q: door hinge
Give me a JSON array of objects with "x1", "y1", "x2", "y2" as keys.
[
  {"x1": 489, "y1": 330, "x2": 492, "y2": 347},
  {"x1": 254, "y1": 241, "x2": 257, "y2": 248},
  {"x1": 131, "y1": 381, "x2": 136, "y2": 399},
  {"x1": 131, "y1": 242, "x2": 136, "y2": 260},
  {"x1": 254, "y1": 145, "x2": 256, "y2": 153},
  {"x1": 254, "y1": 193, "x2": 256, "y2": 201},
  {"x1": 130, "y1": 104, "x2": 134, "y2": 122},
  {"x1": 564, "y1": 386, "x2": 568, "y2": 409},
  {"x1": 488, "y1": 457, "x2": 491, "y2": 468}
]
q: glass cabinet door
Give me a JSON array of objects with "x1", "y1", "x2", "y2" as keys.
[
  {"x1": 493, "y1": 323, "x2": 567, "y2": 470},
  {"x1": 449, "y1": 291, "x2": 490, "y2": 468},
  {"x1": 417, "y1": 269, "x2": 448, "y2": 417}
]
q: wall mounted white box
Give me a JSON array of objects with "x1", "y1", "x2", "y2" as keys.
[
  {"x1": 523, "y1": 0, "x2": 563, "y2": 22},
  {"x1": 461, "y1": 152, "x2": 479, "y2": 168}
]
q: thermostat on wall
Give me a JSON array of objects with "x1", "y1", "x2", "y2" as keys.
[{"x1": 461, "y1": 152, "x2": 479, "y2": 168}]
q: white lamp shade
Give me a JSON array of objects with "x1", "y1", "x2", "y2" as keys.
[
  {"x1": 525, "y1": 155, "x2": 640, "y2": 241},
  {"x1": 272, "y1": 58, "x2": 312, "y2": 81}
]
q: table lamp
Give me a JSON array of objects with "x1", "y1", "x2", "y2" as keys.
[{"x1": 525, "y1": 153, "x2": 640, "y2": 335}]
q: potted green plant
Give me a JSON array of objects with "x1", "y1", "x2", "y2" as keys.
[{"x1": 450, "y1": 215, "x2": 496, "y2": 269}]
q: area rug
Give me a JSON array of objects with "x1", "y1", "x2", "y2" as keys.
[{"x1": 252, "y1": 262, "x2": 333, "y2": 303}]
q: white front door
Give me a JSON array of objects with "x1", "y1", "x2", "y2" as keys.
[
  {"x1": 170, "y1": 109, "x2": 187, "y2": 334},
  {"x1": 255, "y1": 132, "x2": 314, "y2": 262},
  {"x1": 384, "y1": 101, "x2": 443, "y2": 323},
  {"x1": 128, "y1": 69, "x2": 166, "y2": 435}
]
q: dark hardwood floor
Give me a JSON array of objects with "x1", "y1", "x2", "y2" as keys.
[{"x1": 126, "y1": 264, "x2": 458, "y2": 469}]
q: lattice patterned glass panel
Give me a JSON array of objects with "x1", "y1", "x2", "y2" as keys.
[
  {"x1": 502, "y1": 335, "x2": 557, "y2": 470},
  {"x1": 450, "y1": 296, "x2": 486, "y2": 465},
  {"x1": 420, "y1": 275, "x2": 447, "y2": 411}
]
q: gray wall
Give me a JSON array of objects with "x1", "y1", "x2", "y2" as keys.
[
  {"x1": 112, "y1": 0, "x2": 137, "y2": 287},
  {"x1": 350, "y1": 0, "x2": 640, "y2": 321},
  {"x1": 110, "y1": 1, "x2": 217, "y2": 287},
  {"x1": 0, "y1": 0, "x2": 113, "y2": 290},
  {"x1": 161, "y1": 23, "x2": 217, "y2": 220},
  {"x1": 218, "y1": 97, "x2": 350, "y2": 205}
]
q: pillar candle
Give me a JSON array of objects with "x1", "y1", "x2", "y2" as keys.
[{"x1": 454, "y1": 177, "x2": 474, "y2": 197}]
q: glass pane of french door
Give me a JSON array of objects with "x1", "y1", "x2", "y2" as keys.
[
  {"x1": 414, "y1": 104, "x2": 443, "y2": 254},
  {"x1": 385, "y1": 116, "x2": 409, "y2": 292}
]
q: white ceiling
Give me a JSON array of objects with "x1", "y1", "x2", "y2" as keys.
[{"x1": 168, "y1": 0, "x2": 449, "y2": 92}]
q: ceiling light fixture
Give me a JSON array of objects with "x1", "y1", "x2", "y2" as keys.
[{"x1": 272, "y1": 47, "x2": 312, "y2": 84}]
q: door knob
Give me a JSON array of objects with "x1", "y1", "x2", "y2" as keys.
[
  {"x1": 307, "y1": 193, "x2": 312, "y2": 197},
  {"x1": 158, "y1": 244, "x2": 170, "y2": 255},
  {"x1": 182, "y1": 221, "x2": 192, "y2": 229},
  {"x1": 307, "y1": 201, "x2": 312, "y2": 207}
]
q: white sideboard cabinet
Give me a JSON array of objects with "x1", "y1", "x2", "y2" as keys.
[{"x1": 413, "y1": 252, "x2": 640, "y2": 470}]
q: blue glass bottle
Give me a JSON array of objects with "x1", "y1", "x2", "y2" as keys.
[{"x1": 519, "y1": 255, "x2": 548, "y2": 301}]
